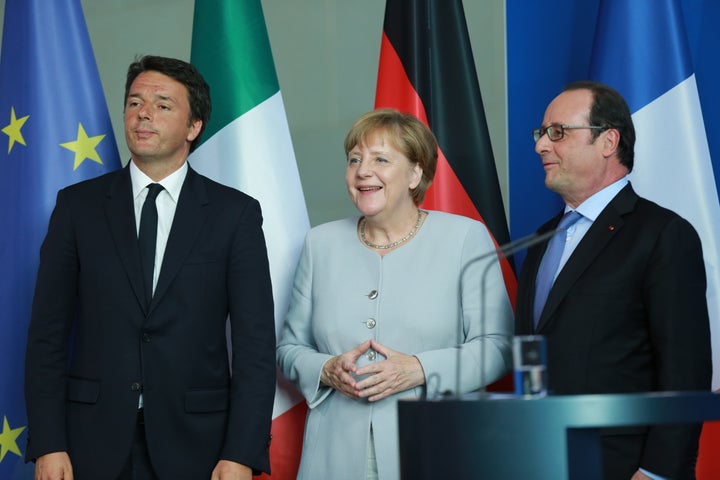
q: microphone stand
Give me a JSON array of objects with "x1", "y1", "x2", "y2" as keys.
[{"x1": 452, "y1": 228, "x2": 560, "y2": 400}]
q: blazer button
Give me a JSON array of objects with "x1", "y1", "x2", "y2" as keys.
[
  {"x1": 130, "y1": 382, "x2": 142, "y2": 392},
  {"x1": 367, "y1": 290, "x2": 378, "y2": 300},
  {"x1": 365, "y1": 318, "x2": 376, "y2": 329},
  {"x1": 142, "y1": 333, "x2": 151, "y2": 343},
  {"x1": 367, "y1": 350, "x2": 376, "y2": 361}
]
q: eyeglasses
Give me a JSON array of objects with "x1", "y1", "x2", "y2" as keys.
[{"x1": 532, "y1": 124, "x2": 610, "y2": 143}]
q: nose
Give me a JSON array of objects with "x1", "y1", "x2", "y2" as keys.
[
  {"x1": 534, "y1": 134, "x2": 551, "y2": 155},
  {"x1": 137, "y1": 103, "x2": 152, "y2": 121},
  {"x1": 356, "y1": 158, "x2": 372, "y2": 177}
]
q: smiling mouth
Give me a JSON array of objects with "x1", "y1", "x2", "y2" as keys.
[{"x1": 358, "y1": 186, "x2": 381, "y2": 192}]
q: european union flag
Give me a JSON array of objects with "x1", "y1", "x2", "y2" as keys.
[{"x1": 0, "y1": 0, "x2": 121, "y2": 477}]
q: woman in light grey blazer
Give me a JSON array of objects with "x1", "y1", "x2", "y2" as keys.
[{"x1": 277, "y1": 109, "x2": 513, "y2": 480}]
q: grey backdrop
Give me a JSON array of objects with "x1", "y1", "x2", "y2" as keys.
[{"x1": 0, "y1": 0, "x2": 506, "y2": 227}]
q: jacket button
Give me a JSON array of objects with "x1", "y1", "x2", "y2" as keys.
[
  {"x1": 368, "y1": 290, "x2": 378, "y2": 300},
  {"x1": 365, "y1": 318, "x2": 376, "y2": 329},
  {"x1": 367, "y1": 350, "x2": 376, "y2": 361},
  {"x1": 131, "y1": 382, "x2": 142, "y2": 392},
  {"x1": 142, "y1": 333, "x2": 151, "y2": 343}
]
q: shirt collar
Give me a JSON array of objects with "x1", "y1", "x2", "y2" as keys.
[
  {"x1": 129, "y1": 160, "x2": 188, "y2": 203},
  {"x1": 568, "y1": 176, "x2": 629, "y2": 221}
]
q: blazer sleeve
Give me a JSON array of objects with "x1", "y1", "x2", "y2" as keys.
[
  {"x1": 276, "y1": 234, "x2": 335, "y2": 408},
  {"x1": 24, "y1": 189, "x2": 79, "y2": 460},
  {"x1": 414, "y1": 220, "x2": 514, "y2": 393},
  {"x1": 640, "y1": 215, "x2": 712, "y2": 477},
  {"x1": 221, "y1": 197, "x2": 276, "y2": 474}
]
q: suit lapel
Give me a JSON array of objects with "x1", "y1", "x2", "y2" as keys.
[
  {"x1": 536, "y1": 184, "x2": 638, "y2": 331},
  {"x1": 104, "y1": 166, "x2": 147, "y2": 313},
  {"x1": 150, "y1": 167, "x2": 209, "y2": 310}
]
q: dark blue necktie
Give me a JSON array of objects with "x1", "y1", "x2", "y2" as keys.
[
  {"x1": 138, "y1": 183, "x2": 163, "y2": 308},
  {"x1": 533, "y1": 211, "x2": 582, "y2": 326}
]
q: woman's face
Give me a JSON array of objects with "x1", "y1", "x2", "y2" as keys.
[{"x1": 345, "y1": 130, "x2": 422, "y2": 221}]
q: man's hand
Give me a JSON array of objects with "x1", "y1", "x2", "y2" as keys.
[
  {"x1": 34, "y1": 451, "x2": 73, "y2": 480},
  {"x1": 210, "y1": 460, "x2": 252, "y2": 480}
]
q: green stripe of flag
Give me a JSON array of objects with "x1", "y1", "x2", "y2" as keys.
[
  {"x1": 191, "y1": 0, "x2": 279, "y2": 140},
  {"x1": 189, "y1": 2, "x2": 309, "y2": 476}
]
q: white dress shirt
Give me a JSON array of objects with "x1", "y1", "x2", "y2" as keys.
[{"x1": 129, "y1": 161, "x2": 187, "y2": 295}]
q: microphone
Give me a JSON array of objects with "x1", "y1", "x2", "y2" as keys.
[{"x1": 447, "y1": 228, "x2": 560, "y2": 400}]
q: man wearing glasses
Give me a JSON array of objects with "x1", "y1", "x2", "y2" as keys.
[{"x1": 516, "y1": 81, "x2": 711, "y2": 480}]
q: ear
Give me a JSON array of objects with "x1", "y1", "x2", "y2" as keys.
[
  {"x1": 409, "y1": 163, "x2": 423, "y2": 190},
  {"x1": 601, "y1": 128, "x2": 620, "y2": 157},
  {"x1": 187, "y1": 119, "x2": 203, "y2": 143}
]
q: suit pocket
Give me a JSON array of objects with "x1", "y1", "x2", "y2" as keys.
[
  {"x1": 66, "y1": 377, "x2": 100, "y2": 404},
  {"x1": 184, "y1": 387, "x2": 229, "y2": 413}
]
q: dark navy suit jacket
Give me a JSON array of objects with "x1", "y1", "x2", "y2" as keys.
[
  {"x1": 516, "y1": 183, "x2": 711, "y2": 479},
  {"x1": 25, "y1": 165, "x2": 276, "y2": 479}
]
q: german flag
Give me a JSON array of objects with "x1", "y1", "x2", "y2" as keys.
[{"x1": 375, "y1": 0, "x2": 516, "y2": 306}]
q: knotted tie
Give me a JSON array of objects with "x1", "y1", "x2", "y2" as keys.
[
  {"x1": 533, "y1": 210, "x2": 582, "y2": 326},
  {"x1": 138, "y1": 183, "x2": 164, "y2": 308}
]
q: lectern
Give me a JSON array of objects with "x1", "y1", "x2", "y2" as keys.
[{"x1": 398, "y1": 391, "x2": 720, "y2": 479}]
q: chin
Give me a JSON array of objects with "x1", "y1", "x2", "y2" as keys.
[{"x1": 357, "y1": 207, "x2": 384, "y2": 218}]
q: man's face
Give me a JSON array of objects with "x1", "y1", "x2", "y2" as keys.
[
  {"x1": 534, "y1": 89, "x2": 611, "y2": 207},
  {"x1": 124, "y1": 71, "x2": 201, "y2": 166}
]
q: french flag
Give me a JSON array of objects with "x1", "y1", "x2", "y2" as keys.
[
  {"x1": 589, "y1": 0, "x2": 720, "y2": 475},
  {"x1": 590, "y1": 0, "x2": 720, "y2": 390}
]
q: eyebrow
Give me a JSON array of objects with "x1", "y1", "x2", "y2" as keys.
[{"x1": 127, "y1": 92, "x2": 176, "y2": 103}]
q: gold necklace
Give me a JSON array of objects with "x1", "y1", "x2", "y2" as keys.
[{"x1": 359, "y1": 210, "x2": 423, "y2": 249}]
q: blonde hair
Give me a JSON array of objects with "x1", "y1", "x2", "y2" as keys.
[{"x1": 344, "y1": 108, "x2": 438, "y2": 205}]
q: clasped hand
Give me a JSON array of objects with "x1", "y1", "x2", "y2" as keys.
[{"x1": 320, "y1": 339, "x2": 425, "y2": 402}]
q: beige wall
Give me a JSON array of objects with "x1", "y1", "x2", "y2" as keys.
[{"x1": 0, "y1": 0, "x2": 506, "y2": 226}]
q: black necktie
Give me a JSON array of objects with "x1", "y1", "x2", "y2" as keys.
[{"x1": 138, "y1": 183, "x2": 163, "y2": 307}]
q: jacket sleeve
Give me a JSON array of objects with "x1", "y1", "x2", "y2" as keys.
[
  {"x1": 276, "y1": 234, "x2": 335, "y2": 409},
  {"x1": 414, "y1": 221, "x2": 514, "y2": 394},
  {"x1": 640, "y1": 215, "x2": 711, "y2": 478},
  {"x1": 221, "y1": 198, "x2": 276, "y2": 474},
  {"x1": 25, "y1": 189, "x2": 79, "y2": 461}
]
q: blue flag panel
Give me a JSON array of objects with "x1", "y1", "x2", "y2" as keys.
[
  {"x1": 589, "y1": 0, "x2": 693, "y2": 113},
  {"x1": 0, "y1": 0, "x2": 121, "y2": 477},
  {"x1": 507, "y1": 0, "x2": 720, "y2": 266}
]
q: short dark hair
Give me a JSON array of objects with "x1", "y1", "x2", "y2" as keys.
[
  {"x1": 344, "y1": 109, "x2": 438, "y2": 205},
  {"x1": 125, "y1": 55, "x2": 211, "y2": 152},
  {"x1": 563, "y1": 80, "x2": 635, "y2": 171}
]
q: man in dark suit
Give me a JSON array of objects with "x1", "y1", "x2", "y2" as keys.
[
  {"x1": 516, "y1": 81, "x2": 711, "y2": 480},
  {"x1": 24, "y1": 56, "x2": 276, "y2": 480}
]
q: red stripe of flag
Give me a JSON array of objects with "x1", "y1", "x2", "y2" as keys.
[
  {"x1": 257, "y1": 402, "x2": 308, "y2": 479},
  {"x1": 697, "y1": 418, "x2": 720, "y2": 479}
]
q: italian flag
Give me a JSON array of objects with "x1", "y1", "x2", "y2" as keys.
[{"x1": 189, "y1": 1, "x2": 308, "y2": 478}]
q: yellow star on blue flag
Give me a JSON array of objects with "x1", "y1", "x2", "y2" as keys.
[
  {"x1": 1, "y1": 107, "x2": 29, "y2": 154},
  {"x1": 0, "y1": 416, "x2": 25, "y2": 462},
  {"x1": 60, "y1": 123, "x2": 106, "y2": 170}
]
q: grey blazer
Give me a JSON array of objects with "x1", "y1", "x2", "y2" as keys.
[{"x1": 277, "y1": 210, "x2": 513, "y2": 480}]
